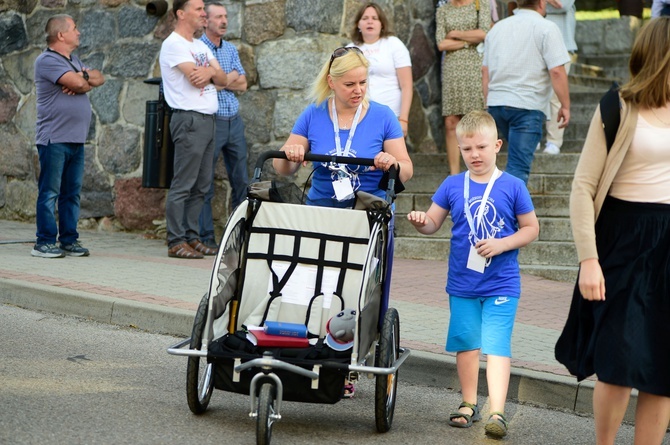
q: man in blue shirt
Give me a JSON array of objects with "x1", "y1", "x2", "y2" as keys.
[{"x1": 198, "y1": 2, "x2": 249, "y2": 249}]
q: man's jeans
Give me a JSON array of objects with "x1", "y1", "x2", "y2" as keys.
[
  {"x1": 35, "y1": 142, "x2": 85, "y2": 245},
  {"x1": 199, "y1": 114, "x2": 248, "y2": 243},
  {"x1": 488, "y1": 106, "x2": 544, "y2": 184}
]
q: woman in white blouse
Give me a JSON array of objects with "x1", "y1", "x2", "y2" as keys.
[{"x1": 349, "y1": 2, "x2": 413, "y2": 137}]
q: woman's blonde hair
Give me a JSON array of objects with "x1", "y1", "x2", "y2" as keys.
[
  {"x1": 310, "y1": 49, "x2": 370, "y2": 105},
  {"x1": 349, "y1": 2, "x2": 393, "y2": 46},
  {"x1": 456, "y1": 110, "x2": 499, "y2": 140},
  {"x1": 619, "y1": 17, "x2": 670, "y2": 109}
]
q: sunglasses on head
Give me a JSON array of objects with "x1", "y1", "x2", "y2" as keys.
[{"x1": 328, "y1": 46, "x2": 363, "y2": 70}]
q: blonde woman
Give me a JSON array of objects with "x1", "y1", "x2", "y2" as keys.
[{"x1": 274, "y1": 47, "x2": 413, "y2": 398}]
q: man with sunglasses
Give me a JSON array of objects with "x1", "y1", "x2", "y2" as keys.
[
  {"x1": 32, "y1": 14, "x2": 105, "y2": 258},
  {"x1": 159, "y1": 0, "x2": 228, "y2": 259}
]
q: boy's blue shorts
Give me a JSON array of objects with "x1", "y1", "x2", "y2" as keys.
[{"x1": 445, "y1": 295, "x2": 519, "y2": 357}]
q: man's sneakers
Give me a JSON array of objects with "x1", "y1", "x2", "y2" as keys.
[
  {"x1": 543, "y1": 142, "x2": 561, "y2": 155},
  {"x1": 31, "y1": 241, "x2": 90, "y2": 258},
  {"x1": 60, "y1": 241, "x2": 90, "y2": 257},
  {"x1": 31, "y1": 243, "x2": 65, "y2": 258}
]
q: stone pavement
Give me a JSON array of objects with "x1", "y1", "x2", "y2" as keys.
[{"x1": 0, "y1": 220, "x2": 615, "y2": 420}]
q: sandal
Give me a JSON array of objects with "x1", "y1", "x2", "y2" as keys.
[
  {"x1": 485, "y1": 411, "x2": 508, "y2": 438},
  {"x1": 168, "y1": 242, "x2": 204, "y2": 259},
  {"x1": 448, "y1": 401, "x2": 481, "y2": 428},
  {"x1": 343, "y1": 383, "x2": 355, "y2": 399},
  {"x1": 188, "y1": 240, "x2": 217, "y2": 256}
]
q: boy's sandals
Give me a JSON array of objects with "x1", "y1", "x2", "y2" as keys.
[
  {"x1": 485, "y1": 411, "x2": 508, "y2": 438},
  {"x1": 168, "y1": 242, "x2": 204, "y2": 259},
  {"x1": 342, "y1": 383, "x2": 355, "y2": 399},
  {"x1": 448, "y1": 401, "x2": 481, "y2": 428}
]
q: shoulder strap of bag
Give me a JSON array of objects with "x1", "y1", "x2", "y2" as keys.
[{"x1": 599, "y1": 82, "x2": 621, "y2": 153}]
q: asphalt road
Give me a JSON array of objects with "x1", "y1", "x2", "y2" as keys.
[{"x1": 1, "y1": 303, "x2": 663, "y2": 445}]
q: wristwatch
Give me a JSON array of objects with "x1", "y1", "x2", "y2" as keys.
[
  {"x1": 463, "y1": 41, "x2": 469, "y2": 49},
  {"x1": 82, "y1": 70, "x2": 89, "y2": 81}
]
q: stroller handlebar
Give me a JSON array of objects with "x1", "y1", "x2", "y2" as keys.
[
  {"x1": 252, "y1": 150, "x2": 399, "y2": 202},
  {"x1": 254, "y1": 150, "x2": 378, "y2": 169}
]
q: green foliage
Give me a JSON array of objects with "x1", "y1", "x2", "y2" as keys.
[{"x1": 575, "y1": 7, "x2": 652, "y2": 20}]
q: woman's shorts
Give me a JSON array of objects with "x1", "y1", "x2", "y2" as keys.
[{"x1": 446, "y1": 295, "x2": 519, "y2": 357}]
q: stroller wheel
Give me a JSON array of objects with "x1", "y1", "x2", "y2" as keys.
[
  {"x1": 187, "y1": 294, "x2": 214, "y2": 414},
  {"x1": 256, "y1": 383, "x2": 277, "y2": 445},
  {"x1": 375, "y1": 307, "x2": 400, "y2": 433}
]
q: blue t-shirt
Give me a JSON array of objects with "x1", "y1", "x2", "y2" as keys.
[
  {"x1": 291, "y1": 101, "x2": 403, "y2": 203},
  {"x1": 34, "y1": 50, "x2": 92, "y2": 146},
  {"x1": 432, "y1": 171, "x2": 534, "y2": 298}
]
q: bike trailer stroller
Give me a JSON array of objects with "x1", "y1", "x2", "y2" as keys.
[{"x1": 168, "y1": 151, "x2": 410, "y2": 444}]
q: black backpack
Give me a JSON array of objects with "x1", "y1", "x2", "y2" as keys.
[{"x1": 599, "y1": 82, "x2": 621, "y2": 152}]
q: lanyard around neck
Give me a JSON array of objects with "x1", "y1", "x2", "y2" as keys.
[
  {"x1": 331, "y1": 99, "x2": 363, "y2": 157},
  {"x1": 464, "y1": 167, "x2": 499, "y2": 243},
  {"x1": 46, "y1": 48, "x2": 81, "y2": 73}
]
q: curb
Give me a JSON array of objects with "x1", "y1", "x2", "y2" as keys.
[
  {"x1": 2, "y1": 279, "x2": 637, "y2": 422},
  {"x1": 0, "y1": 279, "x2": 193, "y2": 336}
]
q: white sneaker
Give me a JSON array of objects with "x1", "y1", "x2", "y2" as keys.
[{"x1": 543, "y1": 142, "x2": 560, "y2": 155}]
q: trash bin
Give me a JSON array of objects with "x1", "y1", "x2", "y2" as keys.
[{"x1": 142, "y1": 77, "x2": 174, "y2": 189}]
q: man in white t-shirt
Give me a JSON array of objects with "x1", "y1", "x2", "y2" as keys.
[
  {"x1": 159, "y1": 0, "x2": 228, "y2": 259},
  {"x1": 482, "y1": 0, "x2": 570, "y2": 184}
]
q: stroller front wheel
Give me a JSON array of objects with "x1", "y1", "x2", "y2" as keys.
[{"x1": 256, "y1": 383, "x2": 277, "y2": 445}]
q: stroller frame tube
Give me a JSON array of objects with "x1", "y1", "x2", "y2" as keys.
[{"x1": 167, "y1": 338, "x2": 410, "y2": 376}]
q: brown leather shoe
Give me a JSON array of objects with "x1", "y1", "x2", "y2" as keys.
[
  {"x1": 188, "y1": 240, "x2": 217, "y2": 256},
  {"x1": 168, "y1": 242, "x2": 204, "y2": 259}
]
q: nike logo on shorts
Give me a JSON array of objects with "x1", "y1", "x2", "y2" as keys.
[{"x1": 494, "y1": 297, "x2": 510, "y2": 305}]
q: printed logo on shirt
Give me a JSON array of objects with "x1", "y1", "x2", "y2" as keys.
[
  {"x1": 190, "y1": 50, "x2": 215, "y2": 97},
  {"x1": 494, "y1": 297, "x2": 510, "y2": 305},
  {"x1": 467, "y1": 196, "x2": 505, "y2": 269}
]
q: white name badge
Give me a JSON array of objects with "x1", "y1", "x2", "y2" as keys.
[
  {"x1": 466, "y1": 245, "x2": 487, "y2": 273},
  {"x1": 333, "y1": 177, "x2": 354, "y2": 201}
]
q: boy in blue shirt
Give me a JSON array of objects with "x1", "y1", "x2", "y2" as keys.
[{"x1": 407, "y1": 110, "x2": 539, "y2": 438}]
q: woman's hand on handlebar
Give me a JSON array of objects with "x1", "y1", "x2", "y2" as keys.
[
  {"x1": 282, "y1": 144, "x2": 307, "y2": 166},
  {"x1": 373, "y1": 152, "x2": 397, "y2": 172},
  {"x1": 283, "y1": 144, "x2": 305, "y2": 163}
]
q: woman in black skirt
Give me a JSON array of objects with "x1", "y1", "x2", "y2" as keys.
[{"x1": 555, "y1": 17, "x2": 670, "y2": 445}]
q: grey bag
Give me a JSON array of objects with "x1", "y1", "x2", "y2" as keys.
[{"x1": 248, "y1": 180, "x2": 304, "y2": 204}]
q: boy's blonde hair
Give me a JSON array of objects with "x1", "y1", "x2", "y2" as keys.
[
  {"x1": 310, "y1": 49, "x2": 370, "y2": 105},
  {"x1": 456, "y1": 110, "x2": 499, "y2": 140}
]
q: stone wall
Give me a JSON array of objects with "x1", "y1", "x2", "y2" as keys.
[
  {"x1": 576, "y1": 15, "x2": 641, "y2": 57},
  {"x1": 0, "y1": 0, "x2": 441, "y2": 232}
]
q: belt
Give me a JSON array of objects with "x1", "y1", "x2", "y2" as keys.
[
  {"x1": 215, "y1": 114, "x2": 240, "y2": 121},
  {"x1": 171, "y1": 109, "x2": 215, "y2": 119}
]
